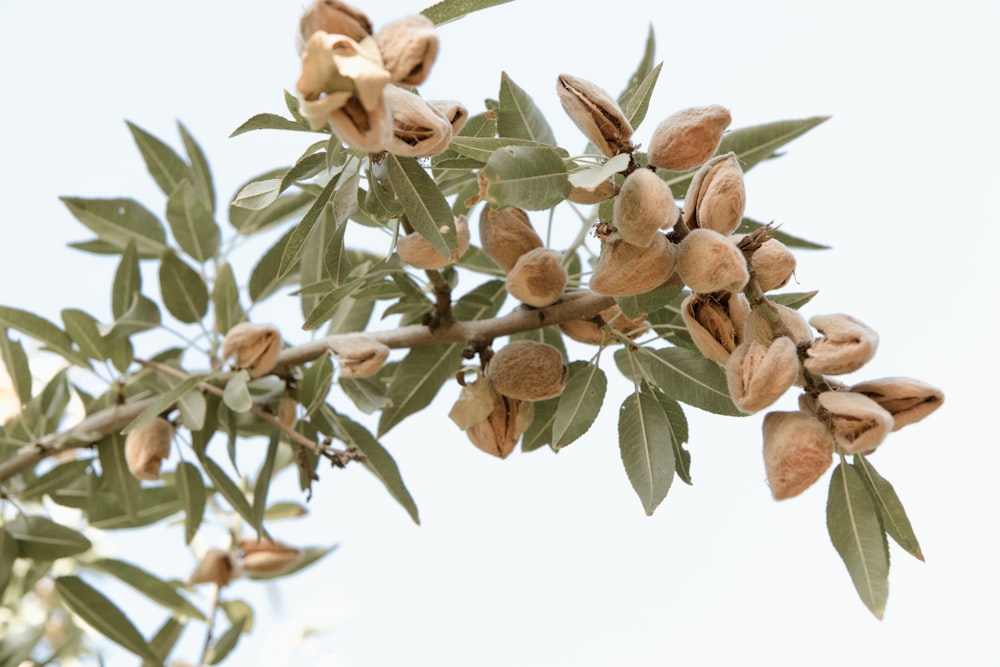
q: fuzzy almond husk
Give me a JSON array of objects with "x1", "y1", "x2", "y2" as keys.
[
  {"x1": 558, "y1": 294, "x2": 649, "y2": 346},
  {"x1": 189, "y1": 549, "x2": 238, "y2": 587},
  {"x1": 804, "y1": 314, "x2": 879, "y2": 375},
  {"x1": 382, "y1": 85, "x2": 454, "y2": 157},
  {"x1": 816, "y1": 390, "x2": 894, "y2": 453},
  {"x1": 222, "y1": 322, "x2": 282, "y2": 378},
  {"x1": 568, "y1": 178, "x2": 617, "y2": 205},
  {"x1": 680, "y1": 292, "x2": 750, "y2": 364},
  {"x1": 675, "y1": 228, "x2": 749, "y2": 294},
  {"x1": 726, "y1": 337, "x2": 800, "y2": 413},
  {"x1": 465, "y1": 389, "x2": 534, "y2": 459},
  {"x1": 614, "y1": 168, "x2": 678, "y2": 247},
  {"x1": 556, "y1": 74, "x2": 634, "y2": 158},
  {"x1": 278, "y1": 392, "x2": 298, "y2": 429},
  {"x1": 428, "y1": 100, "x2": 469, "y2": 135},
  {"x1": 330, "y1": 335, "x2": 390, "y2": 378},
  {"x1": 589, "y1": 233, "x2": 676, "y2": 296},
  {"x1": 239, "y1": 538, "x2": 302, "y2": 575},
  {"x1": 762, "y1": 411, "x2": 834, "y2": 500},
  {"x1": 732, "y1": 234, "x2": 796, "y2": 292},
  {"x1": 743, "y1": 304, "x2": 813, "y2": 346},
  {"x1": 125, "y1": 416, "x2": 173, "y2": 481},
  {"x1": 297, "y1": 0, "x2": 372, "y2": 49},
  {"x1": 506, "y1": 248, "x2": 567, "y2": 307},
  {"x1": 396, "y1": 215, "x2": 470, "y2": 269},
  {"x1": 647, "y1": 105, "x2": 731, "y2": 171},
  {"x1": 486, "y1": 340, "x2": 567, "y2": 401},
  {"x1": 682, "y1": 153, "x2": 745, "y2": 234},
  {"x1": 479, "y1": 206, "x2": 544, "y2": 272},
  {"x1": 850, "y1": 377, "x2": 944, "y2": 432},
  {"x1": 373, "y1": 15, "x2": 438, "y2": 86}
]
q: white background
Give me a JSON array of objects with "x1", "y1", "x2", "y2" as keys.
[{"x1": 1, "y1": 1, "x2": 998, "y2": 665}]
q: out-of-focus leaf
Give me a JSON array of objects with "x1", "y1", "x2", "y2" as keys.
[
  {"x1": 222, "y1": 369, "x2": 252, "y2": 413},
  {"x1": 55, "y1": 575, "x2": 159, "y2": 662},
  {"x1": 109, "y1": 294, "x2": 161, "y2": 337},
  {"x1": 627, "y1": 346, "x2": 742, "y2": 416},
  {"x1": 111, "y1": 240, "x2": 141, "y2": 319},
  {"x1": 618, "y1": 390, "x2": 674, "y2": 515},
  {"x1": 90, "y1": 486, "x2": 182, "y2": 529},
  {"x1": 264, "y1": 501, "x2": 308, "y2": 521},
  {"x1": 206, "y1": 617, "x2": 249, "y2": 665},
  {"x1": 497, "y1": 71, "x2": 555, "y2": 145},
  {"x1": 480, "y1": 145, "x2": 570, "y2": 211},
  {"x1": 61, "y1": 308, "x2": 109, "y2": 361},
  {"x1": 212, "y1": 262, "x2": 244, "y2": 334},
  {"x1": 252, "y1": 433, "x2": 280, "y2": 534},
  {"x1": 232, "y1": 178, "x2": 282, "y2": 211},
  {"x1": 7, "y1": 515, "x2": 92, "y2": 560},
  {"x1": 89, "y1": 558, "x2": 205, "y2": 620},
  {"x1": 159, "y1": 251, "x2": 209, "y2": 323},
  {"x1": 552, "y1": 361, "x2": 607, "y2": 449},
  {"x1": 827, "y1": 462, "x2": 890, "y2": 619},
  {"x1": 0, "y1": 306, "x2": 89, "y2": 367},
  {"x1": 126, "y1": 121, "x2": 189, "y2": 198},
  {"x1": 121, "y1": 374, "x2": 207, "y2": 434},
  {"x1": 449, "y1": 136, "x2": 568, "y2": 163},
  {"x1": 420, "y1": 0, "x2": 513, "y2": 25},
  {"x1": 167, "y1": 180, "x2": 221, "y2": 262},
  {"x1": 0, "y1": 328, "x2": 32, "y2": 404},
  {"x1": 854, "y1": 456, "x2": 923, "y2": 561},
  {"x1": 145, "y1": 616, "x2": 187, "y2": 667},
  {"x1": 20, "y1": 459, "x2": 91, "y2": 501},
  {"x1": 327, "y1": 409, "x2": 419, "y2": 524},
  {"x1": 340, "y1": 375, "x2": 391, "y2": 414},
  {"x1": 0, "y1": 528, "x2": 17, "y2": 596},
  {"x1": 175, "y1": 460, "x2": 206, "y2": 544},
  {"x1": 201, "y1": 456, "x2": 255, "y2": 525},
  {"x1": 230, "y1": 112, "x2": 312, "y2": 137},
  {"x1": 248, "y1": 544, "x2": 337, "y2": 580},
  {"x1": 98, "y1": 433, "x2": 140, "y2": 521},
  {"x1": 278, "y1": 174, "x2": 340, "y2": 279},
  {"x1": 299, "y1": 204, "x2": 337, "y2": 320},
  {"x1": 60, "y1": 197, "x2": 167, "y2": 256},
  {"x1": 300, "y1": 354, "x2": 334, "y2": 417},
  {"x1": 620, "y1": 61, "x2": 662, "y2": 130},
  {"x1": 249, "y1": 228, "x2": 297, "y2": 303},
  {"x1": 387, "y1": 154, "x2": 457, "y2": 259},
  {"x1": 301, "y1": 277, "x2": 366, "y2": 330},
  {"x1": 231, "y1": 190, "x2": 312, "y2": 235},
  {"x1": 179, "y1": 121, "x2": 215, "y2": 213}
]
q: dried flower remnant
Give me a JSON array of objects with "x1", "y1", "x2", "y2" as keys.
[
  {"x1": 556, "y1": 74, "x2": 634, "y2": 157},
  {"x1": 222, "y1": 322, "x2": 282, "y2": 378},
  {"x1": 125, "y1": 416, "x2": 173, "y2": 481}
]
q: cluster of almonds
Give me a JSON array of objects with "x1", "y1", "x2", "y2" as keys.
[
  {"x1": 188, "y1": 537, "x2": 303, "y2": 587},
  {"x1": 295, "y1": 0, "x2": 468, "y2": 157}
]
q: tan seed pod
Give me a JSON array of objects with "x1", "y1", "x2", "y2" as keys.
[
  {"x1": 506, "y1": 248, "x2": 567, "y2": 307},
  {"x1": 731, "y1": 235, "x2": 796, "y2": 292},
  {"x1": 681, "y1": 292, "x2": 750, "y2": 364},
  {"x1": 428, "y1": 100, "x2": 469, "y2": 135},
  {"x1": 448, "y1": 370, "x2": 496, "y2": 430},
  {"x1": 239, "y1": 538, "x2": 302, "y2": 575},
  {"x1": 373, "y1": 15, "x2": 439, "y2": 86},
  {"x1": 486, "y1": 340, "x2": 567, "y2": 401},
  {"x1": 804, "y1": 314, "x2": 879, "y2": 375},
  {"x1": 590, "y1": 233, "x2": 676, "y2": 297},
  {"x1": 816, "y1": 390, "x2": 894, "y2": 453},
  {"x1": 479, "y1": 206, "x2": 544, "y2": 272},
  {"x1": 296, "y1": 32, "x2": 391, "y2": 127},
  {"x1": 222, "y1": 322, "x2": 283, "y2": 378},
  {"x1": 613, "y1": 169, "x2": 678, "y2": 247},
  {"x1": 124, "y1": 416, "x2": 173, "y2": 481},
  {"x1": 396, "y1": 215, "x2": 470, "y2": 269},
  {"x1": 762, "y1": 411, "x2": 834, "y2": 500},
  {"x1": 726, "y1": 337, "x2": 800, "y2": 413},
  {"x1": 297, "y1": 0, "x2": 372, "y2": 50},
  {"x1": 675, "y1": 228, "x2": 749, "y2": 294},
  {"x1": 330, "y1": 334, "x2": 391, "y2": 378},
  {"x1": 568, "y1": 179, "x2": 617, "y2": 205},
  {"x1": 278, "y1": 391, "x2": 298, "y2": 429},
  {"x1": 558, "y1": 294, "x2": 649, "y2": 346},
  {"x1": 682, "y1": 153, "x2": 745, "y2": 235},
  {"x1": 556, "y1": 74, "x2": 634, "y2": 157},
  {"x1": 383, "y1": 85, "x2": 454, "y2": 158},
  {"x1": 850, "y1": 377, "x2": 944, "y2": 432},
  {"x1": 647, "y1": 105, "x2": 731, "y2": 171},
  {"x1": 465, "y1": 389, "x2": 534, "y2": 459},
  {"x1": 189, "y1": 549, "x2": 238, "y2": 587},
  {"x1": 744, "y1": 304, "x2": 813, "y2": 347}
]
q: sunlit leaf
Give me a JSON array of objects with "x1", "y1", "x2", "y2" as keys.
[
  {"x1": 232, "y1": 178, "x2": 282, "y2": 211},
  {"x1": 7, "y1": 515, "x2": 92, "y2": 560},
  {"x1": 480, "y1": 145, "x2": 570, "y2": 210},
  {"x1": 497, "y1": 72, "x2": 556, "y2": 145},
  {"x1": 854, "y1": 456, "x2": 923, "y2": 561},
  {"x1": 166, "y1": 180, "x2": 221, "y2": 262},
  {"x1": 618, "y1": 390, "x2": 674, "y2": 515},
  {"x1": 552, "y1": 361, "x2": 607, "y2": 449},
  {"x1": 159, "y1": 250, "x2": 209, "y2": 323},
  {"x1": 88, "y1": 558, "x2": 205, "y2": 620},
  {"x1": 55, "y1": 575, "x2": 159, "y2": 662}
]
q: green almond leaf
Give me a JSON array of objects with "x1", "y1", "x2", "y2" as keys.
[
  {"x1": 231, "y1": 189, "x2": 312, "y2": 235},
  {"x1": 0, "y1": 328, "x2": 32, "y2": 404},
  {"x1": 278, "y1": 174, "x2": 341, "y2": 279},
  {"x1": 90, "y1": 485, "x2": 182, "y2": 530},
  {"x1": 61, "y1": 308, "x2": 109, "y2": 361},
  {"x1": 719, "y1": 116, "x2": 830, "y2": 173},
  {"x1": 21, "y1": 459, "x2": 92, "y2": 501},
  {"x1": 106, "y1": 333, "x2": 135, "y2": 375},
  {"x1": 651, "y1": 388, "x2": 692, "y2": 485},
  {"x1": 854, "y1": 456, "x2": 923, "y2": 561},
  {"x1": 300, "y1": 354, "x2": 334, "y2": 417},
  {"x1": 0, "y1": 306, "x2": 89, "y2": 367},
  {"x1": 98, "y1": 433, "x2": 140, "y2": 522},
  {"x1": 285, "y1": 89, "x2": 311, "y2": 128},
  {"x1": 620, "y1": 61, "x2": 662, "y2": 130},
  {"x1": 629, "y1": 346, "x2": 743, "y2": 416},
  {"x1": 769, "y1": 291, "x2": 819, "y2": 311},
  {"x1": 327, "y1": 409, "x2": 419, "y2": 524},
  {"x1": 252, "y1": 433, "x2": 280, "y2": 534},
  {"x1": 166, "y1": 180, "x2": 221, "y2": 263},
  {"x1": 618, "y1": 390, "x2": 675, "y2": 515},
  {"x1": 7, "y1": 515, "x2": 92, "y2": 560},
  {"x1": 420, "y1": 0, "x2": 513, "y2": 25},
  {"x1": 145, "y1": 616, "x2": 188, "y2": 667},
  {"x1": 521, "y1": 395, "x2": 558, "y2": 453},
  {"x1": 121, "y1": 374, "x2": 208, "y2": 434},
  {"x1": 60, "y1": 197, "x2": 168, "y2": 257},
  {"x1": 480, "y1": 145, "x2": 570, "y2": 211},
  {"x1": 201, "y1": 456, "x2": 256, "y2": 525},
  {"x1": 178, "y1": 121, "x2": 216, "y2": 214},
  {"x1": 249, "y1": 228, "x2": 297, "y2": 303},
  {"x1": 178, "y1": 387, "x2": 208, "y2": 429},
  {"x1": 249, "y1": 544, "x2": 338, "y2": 581},
  {"x1": 386, "y1": 153, "x2": 457, "y2": 259},
  {"x1": 212, "y1": 262, "x2": 244, "y2": 335},
  {"x1": 618, "y1": 25, "x2": 656, "y2": 107},
  {"x1": 111, "y1": 240, "x2": 141, "y2": 320},
  {"x1": 449, "y1": 136, "x2": 568, "y2": 163},
  {"x1": 339, "y1": 374, "x2": 391, "y2": 414},
  {"x1": 206, "y1": 617, "x2": 248, "y2": 665},
  {"x1": 159, "y1": 250, "x2": 209, "y2": 323},
  {"x1": 222, "y1": 369, "x2": 253, "y2": 413},
  {"x1": 88, "y1": 558, "x2": 205, "y2": 620},
  {"x1": 497, "y1": 72, "x2": 556, "y2": 145},
  {"x1": 175, "y1": 460, "x2": 206, "y2": 544},
  {"x1": 110, "y1": 294, "x2": 161, "y2": 337},
  {"x1": 0, "y1": 528, "x2": 17, "y2": 597},
  {"x1": 232, "y1": 178, "x2": 282, "y2": 211},
  {"x1": 230, "y1": 112, "x2": 312, "y2": 137},
  {"x1": 126, "y1": 121, "x2": 190, "y2": 198},
  {"x1": 280, "y1": 152, "x2": 329, "y2": 193},
  {"x1": 552, "y1": 362, "x2": 607, "y2": 449},
  {"x1": 734, "y1": 217, "x2": 830, "y2": 250},
  {"x1": 827, "y1": 462, "x2": 890, "y2": 619},
  {"x1": 301, "y1": 277, "x2": 367, "y2": 331},
  {"x1": 55, "y1": 575, "x2": 159, "y2": 662},
  {"x1": 299, "y1": 206, "x2": 337, "y2": 320},
  {"x1": 264, "y1": 501, "x2": 309, "y2": 521}
]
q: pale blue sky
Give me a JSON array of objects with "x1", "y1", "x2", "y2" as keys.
[{"x1": 1, "y1": 1, "x2": 998, "y2": 665}]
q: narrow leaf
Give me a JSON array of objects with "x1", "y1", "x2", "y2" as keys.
[
  {"x1": 212, "y1": 262, "x2": 244, "y2": 334},
  {"x1": 61, "y1": 308, "x2": 109, "y2": 361},
  {"x1": 0, "y1": 306, "x2": 89, "y2": 367},
  {"x1": 126, "y1": 121, "x2": 189, "y2": 197},
  {"x1": 97, "y1": 433, "x2": 140, "y2": 521},
  {"x1": 497, "y1": 72, "x2": 556, "y2": 145},
  {"x1": 629, "y1": 346, "x2": 743, "y2": 416},
  {"x1": 827, "y1": 462, "x2": 890, "y2": 619},
  {"x1": 222, "y1": 370, "x2": 252, "y2": 413},
  {"x1": 420, "y1": 0, "x2": 513, "y2": 25},
  {"x1": 232, "y1": 178, "x2": 282, "y2": 211},
  {"x1": 449, "y1": 136, "x2": 566, "y2": 163},
  {"x1": 7, "y1": 515, "x2": 92, "y2": 560},
  {"x1": 620, "y1": 61, "x2": 662, "y2": 130},
  {"x1": 111, "y1": 240, "x2": 141, "y2": 319},
  {"x1": 230, "y1": 113, "x2": 311, "y2": 137},
  {"x1": 719, "y1": 116, "x2": 830, "y2": 172},
  {"x1": 60, "y1": 197, "x2": 167, "y2": 256},
  {"x1": 854, "y1": 456, "x2": 923, "y2": 561},
  {"x1": 618, "y1": 26, "x2": 656, "y2": 107},
  {"x1": 618, "y1": 390, "x2": 675, "y2": 515},
  {"x1": 121, "y1": 374, "x2": 207, "y2": 434},
  {"x1": 109, "y1": 294, "x2": 161, "y2": 337},
  {"x1": 89, "y1": 486, "x2": 182, "y2": 529},
  {"x1": 252, "y1": 432, "x2": 280, "y2": 534},
  {"x1": 159, "y1": 251, "x2": 209, "y2": 323},
  {"x1": 201, "y1": 456, "x2": 256, "y2": 525},
  {"x1": 551, "y1": 362, "x2": 607, "y2": 449},
  {"x1": 249, "y1": 228, "x2": 297, "y2": 303},
  {"x1": 301, "y1": 277, "x2": 366, "y2": 331},
  {"x1": 386, "y1": 153, "x2": 456, "y2": 259},
  {"x1": 299, "y1": 354, "x2": 334, "y2": 417},
  {"x1": 480, "y1": 145, "x2": 570, "y2": 210},
  {"x1": 145, "y1": 616, "x2": 187, "y2": 667},
  {"x1": 20, "y1": 459, "x2": 91, "y2": 501},
  {"x1": 166, "y1": 180, "x2": 221, "y2": 262},
  {"x1": 0, "y1": 328, "x2": 32, "y2": 404},
  {"x1": 0, "y1": 528, "x2": 16, "y2": 597},
  {"x1": 278, "y1": 174, "x2": 340, "y2": 278},
  {"x1": 88, "y1": 558, "x2": 205, "y2": 620},
  {"x1": 175, "y1": 460, "x2": 206, "y2": 544},
  {"x1": 206, "y1": 617, "x2": 248, "y2": 665},
  {"x1": 178, "y1": 121, "x2": 216, "y2": 213},
  {"x1": 55, "y1": 575, "x2": 159, "y2": 661}
]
